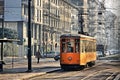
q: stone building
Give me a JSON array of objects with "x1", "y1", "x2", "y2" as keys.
[{"x1": 0, "y1": 0, "x2": 78, "y2": 57}]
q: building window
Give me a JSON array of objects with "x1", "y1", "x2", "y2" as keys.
[
  {"x1": 34, "y1": 25, "x2": 37, "y2": 39},
  {"x1": 37, "y1": 0, "x2": 39, "y2": 6},
  {"x1": 40, "y1": 10, "x2": 41, "y2": 22},
  {"x1": 37, "y1": 9, "x2": 39, "y2": 21},
  {"x1": 40, "y1": 0, "x2": 41, "y2": 7},
  {"x1": 24, "y1": 5, "x2": 28, "y2": 15},
  {"x1": 31, "y1": 7, "x2": 35, "y2": 20}
]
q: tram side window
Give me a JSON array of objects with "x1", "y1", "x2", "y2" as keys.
[
  {"x1": 83, "y1": 40, "x2": 86, "y2": 53},
  {"x1": 90, "y1": 42, "x2": 92, "y2": 52},
  {"x1": 93, "y1": 42, "x2": 96, "y2": 52},
  {"x1": 75, "y1": 39, "x2": 80, "y2": 53},
  {"x1": 81, "y1": 40, "x2": 85, "y2": 53},
  {"x1": 86, "y1": 41, "x2": 89, "y2": 52}
]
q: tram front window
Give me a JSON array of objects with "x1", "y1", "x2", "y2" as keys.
[
  {"x1": 61, "y1": 39, "x2": 74, "y2": 53},
  {"x1": 67, "y1": 42, "x2": 74, "y2": 52}
]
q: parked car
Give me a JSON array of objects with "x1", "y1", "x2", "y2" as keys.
[
  {"x1": 43, "y1": 51, "x2": 60, "y2": 58},
  {"x1": 109, "y1": 50, "x2": 119, "y2": 55},
  {"x1": 105, "y1": 49, "x2": 119, "y2": 55},
  {"x1": 54, "y1": 54, "x2": 60, "y2": 61},
  {"x1": 97, "y1": 51, "x2": 103, "y2": 57},
  {"x1": 105, "y1": 51, "x2": 110, "y2": 56}
]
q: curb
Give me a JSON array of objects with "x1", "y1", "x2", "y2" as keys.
[
  {"x1": 21, "y1": 72, "x2": 46, "y2": 80},
  {"x1": 47, "y1": 68, "x2": 61, "y2": 73},
  {"x1": 19, "y1": 68, "x2": 61, "y2": 80}
]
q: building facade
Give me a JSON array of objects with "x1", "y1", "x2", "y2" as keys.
[
  {"x1": 71, "y1": 7, "x2": 79, "y2": 34},
  {"x1": 42, "y1": 0, "x2": 60, "y2": 53},
  {"x1": 104, "y1": 0, "x2": 120, "y2": 51},
  {"x1": 69, "y1": 0, "x2": 107, "y2": 51},
  {"x1": 69, "y1": 0, "x2": 89, "y2": 34},
  {"x1": 0, "y1": 0, "x2": 78, "y2": 57},
  {"x1": 88, "y1": 0, "x2": 107, "y2": 49}
]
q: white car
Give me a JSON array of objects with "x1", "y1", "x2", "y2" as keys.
[
  {"x1": 43, "y1": 51, "x2": 60, "y2": 58},
  {"x1": 107, "y1": 49, "x2": 119, "y2": 55},
  {"x1": 105, "y1": 51, "x2": 110, "y2": 56},
  {"x1": 97, "y1": 51, "x2": 103, "y2": 57}
]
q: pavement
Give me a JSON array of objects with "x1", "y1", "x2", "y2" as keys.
[{"x1": 0, "y1": 57, "x2": 61, "y2": 80}]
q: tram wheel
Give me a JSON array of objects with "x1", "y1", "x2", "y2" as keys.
[{"x1": 88, "y1": 61, "x2": 95, "y2": 67}]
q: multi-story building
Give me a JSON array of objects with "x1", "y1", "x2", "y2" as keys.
[
  {"x1": 0, "y1": 0, "x2": 4, "y2": 19},
  {"x1": 59, "y1": 0, "x2": 78, "y2": 33},
  {"x1": 70, "y1": 0, "x2": 107, "y2": 51},
  {"x1": 88, "y1": 0, "x2": 106, "y2": 49},
  {"x1": 97, "y1": 1, "x2": 106, "y2": 45},
  {"x1": 69, "y1": 0, "x2": 88, "y2": 34},
  {"x1": 117, "y1": 17, "x2": 120, "y2": 50},
  {"x1": 71, "y1": 7, "x2": 79, "y2": 34},
  {"x1": 97, "y1": 1, "x2": 106, "y2": 46},
  {"x1": 103, "y1": 0, "x2": 120, "y2": 51},
  {"x1": 42, "y1": 0, "x2": 78, "y2": 53},
  {"x1": 59, "y1": 0, "x2": 72, "y2": 34},
  {"x1": 104, "y1": 11, "x2": 117, "y2": 51},
  {"x1": 88, "y1": 0, "x2": 98, "y2": 37},
  {"x1": 0, "y1": 0, "x2": 45, "y2": 57},
  {"x1": 42, "y1": 0, "x2": 60, "y2": 53},
  {"x1": 0, "y1": 0, "x2": 78, "y2": 57}
]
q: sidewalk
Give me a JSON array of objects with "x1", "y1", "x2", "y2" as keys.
[{"x1": 0, "y1": 58, "x2": 61, "y2": 80}]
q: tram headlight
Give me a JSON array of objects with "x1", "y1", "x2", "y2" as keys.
[{"x1": 68, "y1": 57, "x2": 72, "y2": 61}]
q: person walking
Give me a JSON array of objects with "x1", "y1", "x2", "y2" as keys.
[{"x1": 35, "y1": 50, "x2": 42, "y2": 63}]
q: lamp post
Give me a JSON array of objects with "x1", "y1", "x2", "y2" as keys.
[
  {"x1": 0, "y1": 17, "x2": 4, "y2": 72},
  {"x1": 27, "y1": 0, "x2": 32, "y2": 72}
]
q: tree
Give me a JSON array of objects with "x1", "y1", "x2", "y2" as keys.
[
  {"x1": 0, "y1": 28, "x2": 18, "y2": 39},
  {"x1": 3, "y1": 43, "x2": 18, "y2": 57}
]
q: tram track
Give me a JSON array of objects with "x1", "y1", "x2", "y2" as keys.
[
  {"x1": 28, "y1": 60, "x2": 120, "y2": 80},
  {"x1": 81, "y1": 69, "x2": 112, "y2": 80},
  {"x1": 31, "y1": 62, "x2": 108, "y2": 80},
  {"x1": 80, "y1": 68, "x2": 120, "y2": 80},
  {"x1": 106, "y1": 72, "x2": 120, "y2": 80}
]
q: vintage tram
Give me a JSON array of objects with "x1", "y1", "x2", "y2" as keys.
[{"x1": 60, "y1": 34, "x2": 96, "y2": 70}]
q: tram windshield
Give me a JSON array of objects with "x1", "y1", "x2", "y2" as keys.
[{"x1": 61, "y1": 39, "x2": 80, "y2": 53}]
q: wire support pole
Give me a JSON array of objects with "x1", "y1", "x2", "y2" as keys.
[
  {"x1": 27, "y1": 0, "x2": 32, "y2": 72},
  {"x1": 0, "y1": 0, "x2": 4, "y2": 72}
]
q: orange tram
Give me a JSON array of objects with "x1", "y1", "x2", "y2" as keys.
[{"x1": 60, "y1": 34, "x2": 96, "y2": 70}]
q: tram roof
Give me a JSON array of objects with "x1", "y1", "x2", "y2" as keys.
[{"x1": 60, "y1": 34, "x2": 96, "y2": 39}]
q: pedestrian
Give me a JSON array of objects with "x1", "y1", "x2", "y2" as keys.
[{"x1": 35, "y1": 50, "x2": 42, "y2": 63}]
